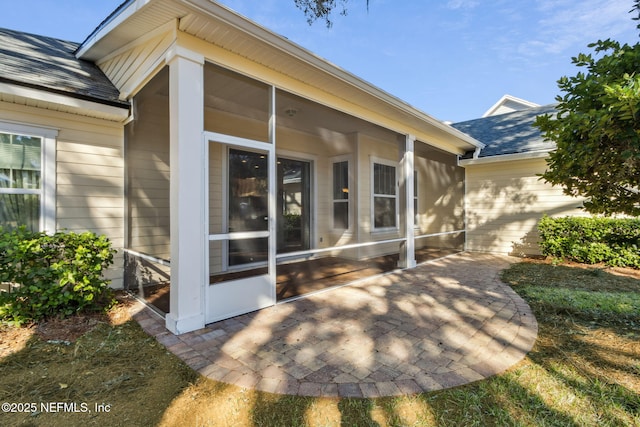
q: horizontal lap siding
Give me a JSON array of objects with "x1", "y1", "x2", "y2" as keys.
[
  {"x1": 0, "y1": 101, "x2": 125, "y2": 287},
  {"x1": 465, "y1": 158, "x2": 585, "y2": 255},
  {"x1": 415, "y1": 147, "x2": 464, "y2": 235}
]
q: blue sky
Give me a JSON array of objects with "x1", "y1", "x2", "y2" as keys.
[{"x1": 0, "y1": 0, "x2": 638, "y2": 122}]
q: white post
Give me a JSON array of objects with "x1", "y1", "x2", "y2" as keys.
[
  {"x1": 400, "y1": 134, "x2": 416, "y2": 268},
  {"x1": 165, "y1": 47, "x2": 206, "y2": 334},
  {"x1": 268, "y1": 86, "x2": 277, "y2": 302}
]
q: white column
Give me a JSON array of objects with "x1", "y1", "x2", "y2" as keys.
[
  {"x1": 400, "y1": 134, "x2": 416, "y2": 268},
  {"x1": 267, "y1": 86, "x2": 277, "y2": 302},
  {"x1": 165, "y1": 47, "x2": 206, "y2": 334}
]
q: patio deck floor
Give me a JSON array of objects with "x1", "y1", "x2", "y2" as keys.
[{"x1": 130, "y1": 252, "x2": 538, "y2": 398}]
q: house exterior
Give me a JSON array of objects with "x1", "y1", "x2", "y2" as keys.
[
  {"x1": 0, "y1": 0, "x2": 582, "y2": 334},
  {"x1": 453, "y1": 104, "x2": 586, "y2": 255}
]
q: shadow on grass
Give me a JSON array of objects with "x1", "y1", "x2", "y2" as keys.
[
  {"x1": 0, "y1": 319, "x2": 199, "y2": 427},
  {"x1": 251, "y1": 393, "x2": 315, "y2": 427},
  {"x1": 337, "y1": 398, "x2": 380, "y2": 427},
  {"x1": 413, "y1": 326, "x2": 639, "y2": 426},
  {"x1": 6, "y1": 260, "x2": 637, "y2": 425},
  {"x1": 528, "y1": 320, "x2": 640, "y2": 425}
]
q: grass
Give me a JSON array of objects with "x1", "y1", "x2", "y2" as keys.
[{"x1": 1, "y1": 260, "x2": 639, "y2": 426}]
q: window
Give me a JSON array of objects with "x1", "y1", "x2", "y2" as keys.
[
  {"x1": 372, "y1": 160, "x2": 397, "y2": 229},
  {"x1": 332, "y1": 160, "x2": 349, "y2": 229},
  {"x1": 0, "y1": 124, "x2": 56, "y2": 232}
]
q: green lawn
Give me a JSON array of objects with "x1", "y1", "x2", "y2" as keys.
[{"x1": 1, "y1": 260, "x2": 638, "y2": 426}]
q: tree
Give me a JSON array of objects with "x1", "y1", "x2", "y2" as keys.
[
  {"x1": 534, "y1": 1, "x2": 640, "y2": 216},
  {"x1": 294, "y1": 0, "x2": 368, "y2": 27}
]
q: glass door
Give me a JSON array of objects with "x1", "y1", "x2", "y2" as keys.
[
  {"x1": 277, "y1": 157, "x2": 311, "y2": 253},
  {"x1": 228, "y1": 148, "x2": 269, "y2": 266},
  {"x1": 205, "y1": 133, "x2": 275, "y2": 324}
]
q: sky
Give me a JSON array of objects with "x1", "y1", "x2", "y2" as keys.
[{"x1": 0, "y1": 0, "x2": 638, "y2": 122}]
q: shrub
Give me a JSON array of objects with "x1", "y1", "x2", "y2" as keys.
[
  {"x1": 0, "y1": 227, "x2": 116, "y2": 325},
  {"x1": 538, "y1": 216, "x2": 640, "y2": 268}
]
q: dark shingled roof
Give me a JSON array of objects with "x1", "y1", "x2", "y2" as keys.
[
  {"x1": 453, "y1": 104, "x2": 557, "y2": 159},
  {"x1": 0, "y1": 28, "x2": 128, "y2": 109}
]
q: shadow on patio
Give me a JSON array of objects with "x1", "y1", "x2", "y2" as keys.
[{"x1": 131, "y1": 252, "x2": 538, "y2": 398}]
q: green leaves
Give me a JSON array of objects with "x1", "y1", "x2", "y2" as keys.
[
  {"x1": 0, "y1": 227, "x2": 116, "y2": 325},
  {"x1": 538, "y1": 216, "x2": 640, "y2": 267},
  {"x1": 293, "y1": 0, "x2": 369, "y2": 27},
  {"x1": 534, "y1": 35, "x2": 640, "y2": 216}
]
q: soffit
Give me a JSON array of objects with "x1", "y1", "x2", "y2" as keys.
[
  {"x1": 79, "y1": 0, "x2": 481, "y2": 153},
  {"x1": 79, "y1": 0, "x2": 191, "y2": 61},
  {"x1": 0, "y1": 83, "x2": 130, "y2": 122}
]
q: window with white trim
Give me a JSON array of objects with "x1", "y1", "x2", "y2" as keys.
[
  {"x1": 332, "y1": 160, "x2": 349, "y2": 229},
  {"x1": 0, "y1": 123, "x2": 56, "y2": 232},
  {"x1": 372, "y1": 159, "x2": 398, "y2": 230}
]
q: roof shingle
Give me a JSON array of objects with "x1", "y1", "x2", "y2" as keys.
[
  {"x1": 0, "y1": 28, "x2": 128, "y2": 108},
  {"x1": 453, "y1": 104, "x2": 557, "y2": 159}
]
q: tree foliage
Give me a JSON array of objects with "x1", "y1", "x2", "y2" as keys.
[
  {"x1": 294, "y1": 0, "x2": 368, "y2": 27},
  {"x1": 534, "y1": 2, "x2": 640, "y2": 216}
]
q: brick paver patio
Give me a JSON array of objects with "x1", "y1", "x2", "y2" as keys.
[{"x1": 130, "y1": 252, "x2": 538, "y2": 397}]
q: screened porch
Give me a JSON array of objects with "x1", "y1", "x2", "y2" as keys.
[{"x1": 123, "y1": 60, "x2": 465, "y2": 327}]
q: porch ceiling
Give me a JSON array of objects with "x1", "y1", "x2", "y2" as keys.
[{"x1": 78, "y1": 0, "x2": 483, "y2": 154}]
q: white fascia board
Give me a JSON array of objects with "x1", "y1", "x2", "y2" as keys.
[
  {"x1": 75, "y1": 0, "x2": 145, "y2": 59},
  {"x1": 182, "y1": 0, "x2": 485, "y2": 151},
  {"x1": 482, "y1": 94, "x2": 541, "y2": 118},
  {"x1": 459, "y1": 150, "x2": 551, "y2": 167},
  {"x1": 0, "y1": 82, "x2": 129, "y2": 121}
]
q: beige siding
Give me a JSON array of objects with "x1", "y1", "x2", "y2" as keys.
[
  {"x1": 465, "y1": 157, "x2": 585, "y2": 255},
  {"x1": 415, "y1": 146, "x2": 464, "y2": 234},
  {"x1": 0, "y1": 101, "x2": 125, "y2": 287},
  {"x1": 125, "y1": 69, "x2": 170, "y2": 260}
]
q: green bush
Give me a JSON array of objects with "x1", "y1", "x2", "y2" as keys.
[
  {"x1": 538, "y1": 216, "x2": 640, "y2": 268},
  {"x1": 0, "y1": 227, "x2": 116, "y2": 325}
]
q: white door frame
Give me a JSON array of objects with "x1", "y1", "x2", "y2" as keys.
[
  {"x1": 276, "y1": 149, "x2": 317, "y2": 256},
  {"x1": 204, "y1": 131, "x2": 276, "y2": 323}
]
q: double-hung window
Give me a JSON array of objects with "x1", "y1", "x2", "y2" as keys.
[
  {"x1": 332, "y1": 159, "x2": 349, "y2": 230},
  {"x1": 372, "y1": 159, "x2": 398, "y2": 230},
  {"x1": 0, "y1": 123, "x2": 56, "y2": 232}
]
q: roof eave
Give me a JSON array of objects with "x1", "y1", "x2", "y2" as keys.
[
  {"x1": 75, "y1": 0, "x2": 139, "y2": 59},
  {"x1": 0, "y1": 81, "x2": 130, "y2": 122},
  {"x1": 183, "y1": 0, "x2": 485, "y2": 151},
  {"x1": 77, "y1": 0, "x2": 484, "y2": 151},
  {"x1": 459, "y1": 150, "x2": 552, "y2": 167}
]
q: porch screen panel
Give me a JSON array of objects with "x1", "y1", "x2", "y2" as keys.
[
  {"x1": 124, "y1": 67, "x2": 171, "y2": 289},
  {"x1": 414, "y1": 143, "x2": 465, "y2": 261},
  {"x1": 204, "y1": 63, "x2": 271, "y2": 143},
  {"x1": 228, "y1": 148, "x2": 268, "y2": 266},
  {"x1": 208, "y1": 144, "x2": 271, "y2": 283}
]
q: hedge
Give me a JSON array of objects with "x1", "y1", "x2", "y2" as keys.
[
  {"x1": 0, "y1": 227, "x2": 116, "y2": 325},
  {"x1": 538, "y1": 216, "x2": 640, "y2": 268}
]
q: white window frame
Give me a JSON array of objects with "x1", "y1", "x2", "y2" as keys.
[
  {"x1": 370, "y1": 156, "x2": 399, "y2": 232},
  {"x1": 0, "y1": 121, "x2": 57, "y2": 233},
  {"x1": 330, "y1": 154, "x2": 351, "y2": 231}
]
